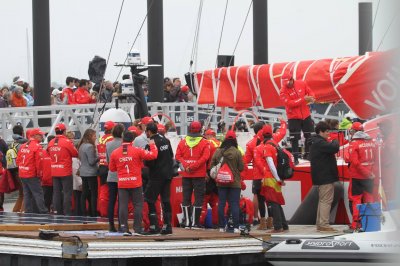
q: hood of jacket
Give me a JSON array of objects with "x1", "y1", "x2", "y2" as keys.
[
  {"x1": 339, "y1": 118, "x2": 352, "y2": 130},
  {"x1": 185, "y1": 136, "x2": 203, "y2": 148},
  {"x1": 352, "y1": 131, "x2": 371, "y2": 140},
  {"x1": 221, "y1": 146, "x2": 237, "y2": 160},
  {"x1": 12, "y1": 134, "x2": 28, "y2": 144}
]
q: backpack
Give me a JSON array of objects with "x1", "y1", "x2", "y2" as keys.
[
  {"x1": 266, "y1": 142, "x2": 294, "y2": 180},
  {"x1": 6, "y1": 142, "x2": 20, "y2": 169}
]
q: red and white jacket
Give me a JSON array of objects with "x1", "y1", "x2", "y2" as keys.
[
  {"x1": 109, "y1": 143, "x2": 158, "y2": 188},
  {"x1": 16, "y1": 139, "x2": 43, "y2": 178},
  {"x1": 175, "y1": 136, "x2": 210, "y2": 178},
  {"x1": 97, "y1": 134, "x2": 114, "y2": 166},
  {"x1": 47, "y1": 135, "x2": 79, "y2": 177},
  {"x1": 346, "y1": 131, "x2": 376, "y2": 179},
  {"x1": 279, "y1": 80, "x2": 315, "y2": 120}
]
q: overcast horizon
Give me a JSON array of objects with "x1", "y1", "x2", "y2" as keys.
[{"x1": 0, "y1": 0, "x2": 398, "y2": 87}]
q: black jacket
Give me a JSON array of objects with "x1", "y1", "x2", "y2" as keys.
[
  {"x1": 145, "y1": 134, "x2": 174, "y2": 180},
  {"x1": 310, "y1": 135, "x2": 340, "y2": 185}
]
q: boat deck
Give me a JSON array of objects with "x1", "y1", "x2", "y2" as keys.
[{"x1": 0, "y1": 211, "x2": 349, "y2": 265}]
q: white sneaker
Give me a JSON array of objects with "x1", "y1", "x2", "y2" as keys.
[
  {"x1": 233, "y1": 228, "x2": 240, "y2": 234},
  {"x1": 219, "y1": 228, "x2": 225, "y2": 233}
]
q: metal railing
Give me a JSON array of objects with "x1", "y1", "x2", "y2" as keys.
[{"x1": 0, "y1": 102, "x2": 342, "y2": 141}]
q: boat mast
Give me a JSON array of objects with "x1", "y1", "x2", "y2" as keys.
[
  {"x1": 253, "y1": 0, "x2": 268, "y2": 64},
  {"x1": 359, "y1": 2, "x2": 373, "y2": 55}
]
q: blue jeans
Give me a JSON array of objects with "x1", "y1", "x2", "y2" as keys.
[{"x1": 218, "y1": 187, "x2": 241, "y2": 229}]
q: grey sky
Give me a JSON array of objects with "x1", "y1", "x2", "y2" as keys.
[{"x1": 0, "y1": 0, "x2": 397, "y2": 87}]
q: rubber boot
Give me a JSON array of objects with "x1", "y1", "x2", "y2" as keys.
[
  {"x1": 257, "y1": 217, "x2": 267, "y2": 230},
  {"x1": 148, "y1": 213, "x2": 160, "y2": 234},
  {"x1": 182, "y1": 205, "x2": 191, "y2": 229},
  {"x1": 191, "y1": 207, "x2": 203, "y2": 230},
  {"x1": 266, "y1": 217, "x2": 273, "y2": 229},
  {"x1": 161, "y1": 212, "x2": 173, "y2": 235}
]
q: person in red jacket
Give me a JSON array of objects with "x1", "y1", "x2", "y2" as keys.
[
  {"x1": 47, "y1": 123, "x2": 79, "y2": 215},
  {"x1": 280, "y1": 74, "x2": 315, "y2": 164},
  {"x1": 200, "y1": 128, "x2": 220, "y2": 227},
  {"x1": 41, "y1": 135, "x2": 55, "y2": 212},
  {"x1": 175, "y1": 121, "x2": 210, "y2": 229},
  {"x1": 344, "y1": 122, "x2": 377, "y2": 233},
  {"x1": 97, "y1": 121, "x2": 115, "y2": 184},
  {"x1": 73, "y1": 79, "x2": 96, "y2": 104},
  {"x1": 243, "y1": 121, "x2": 268, "y2": 229},
  {"x1": 253, "y1": 125, "x2": 288, "y2": 233},
  {"x1": 61, "y1": 76, "x2": 75, "y2": 104},
  {"x1": 109, "y1": 130, "x2": 158, "y2": 236},
  {"x1": 16, "y1": 128, "x2": 48, "y2": 214}
]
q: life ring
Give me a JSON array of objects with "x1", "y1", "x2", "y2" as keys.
[
  {"x1": 151, "y1": 113, "x2": 177, "y2": 130},
  {"x1": 230, "y1": 110, "x2": 259, "y2": 131}
]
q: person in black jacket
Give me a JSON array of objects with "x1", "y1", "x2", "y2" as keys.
[
  {"x1": 310, "y1": 121, "x2": 340, "y2": 233},
  {"x1": 144, "y1": 123, "x2": 174, "y2": 234}
]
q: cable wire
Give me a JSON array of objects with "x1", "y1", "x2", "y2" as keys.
[
  {"x1": 190, "y1": 0, "x2": 204, "y2": 72},
  {"x1": 215, "y1": 0, "x2": 229, "y2": 68},
  {"x1": 228, "y1": 0, "x2": 253, "y2": 66},
  {"x1": 114, "y1": 0, "x2": 155, "y2": 82},
  {"x1": 90, "y1": 0, "x2": 125, "y2": 126},
  {"x1": 376, "y1": 11, "x2": 399, "y2": 51},
  {"x1": 365, "y1": 0, "x2": 381, "y2": 52}
]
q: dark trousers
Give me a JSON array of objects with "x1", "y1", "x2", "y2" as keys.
[
  {"x1": 21, "y1": 177, "x2": 47, "y2": 214},
  {"x1": 74, "y1": 190, "x2": 83, "y2": 216},
  {"x1": 53, "y1": 176, "x2": 73, "y2": 215},
  {"x1": 218, "y1": 187, "x2": 241, "y2": 229},
  {"x1": 42, "y1": 186, "x2": 53, "y2": 212},
  {"x1": 145, "y1": 179, "x2": 172, "y2": 222},
  {"x1": 81, "y1": 176, "x2": 98, "y2": 217},
  {"x1": 182, "y1": 177, "x2": 205, "y2": 207},
  {"x1": 268, "y1": 202, "x2": 288, "y2": 230},
  {"x1": 118, "y1": 187, "x2": 143, "y2": 232},
  {"x1": 107, "y1": 182, "x2": 118, "y2": 224},
  {"x1": 288, "y1": 116, "x2": 314, "y2": 160}
]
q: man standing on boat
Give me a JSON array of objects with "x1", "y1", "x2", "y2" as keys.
[
  {"x1": 16, "y1": 128, "x2": 48, "y2": 214},
  {"x1": 48, "y1": 123, "x2": 79, "y2": 215},
  {"x1": 109, "y1": 130, "x2": 158, "y2": 236},
  {"x1": 144, "y1": 123, "x2": 174, "y2": 234},
  {"x1": 310, "y1": 121, "x2": 340, "y2": 232},
  {"x1": 344, "y1": 122, "x2": 376, "y2": 233},
  {"x1": 280, "y1": 74, "x2": 315, "y2": 164},
  {"x1": 176, "y1": 121, "x2": 210, "y2": 229}
]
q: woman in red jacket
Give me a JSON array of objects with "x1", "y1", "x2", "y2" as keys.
[{"x1": 73, "y1": 79, "x2": 96, "y2": 104}]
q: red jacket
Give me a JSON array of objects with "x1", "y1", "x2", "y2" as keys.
[
  {"x1": 273, "y1": 119, "x2": 287, "y2": 143},
  {"x1": 243, "y1": 136, "x2": 263, "y2": 179},
  {"x1": 253, "y1": 143, "x2": 278, "y2": 178},
  {"x1": 175, "y1": 136, "x2": 210, "y2": 178},
  {"x1": 16, "y1": 139, "x2": 43, "y2": 178},
  {"x1": 97, "y1": 134, "x2": 114, "y2": 166},
  {"x1": 347, "y1": 132, "x2": 376, "y2": 179},
  {"x1": 73, "y1": 87, "x2": 95, "y2": 104},
  {"x1": 47, "y1": 135, "x2": 79, "y2": 177},
  {"x1": 61, "y1": 87, "x2": 75, "y2": 104},
  {"x1": 328, "y1": 131, "x2": 348, "y2": 146},
  {"x1": 279, "y1": 80, "x2": 315, "y2": 120},
  {"x1": 41, "y1": 150, "x2": 53, "y2": 186},
  {"x1": 109, "y1": 143, "x2": 158, "y2": 188}
]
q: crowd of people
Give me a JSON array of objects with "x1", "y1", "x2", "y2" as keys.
[
  {"x1": 0, "y1": 73, "x2": 388, "y2": 236},
  {"x1": 0, "y1": 75, "x2": 195, "y2": 108}
]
